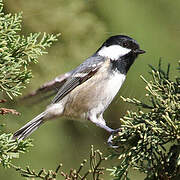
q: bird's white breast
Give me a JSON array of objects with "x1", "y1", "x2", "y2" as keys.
[{"x1": 105, "y1": 71, "x2": 126, "y2": 100}]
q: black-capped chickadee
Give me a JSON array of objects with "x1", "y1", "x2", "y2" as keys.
[{"x1": 13, "y1": 35, "x2": 145, "y2": 141}]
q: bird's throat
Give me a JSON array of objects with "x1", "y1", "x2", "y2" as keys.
[{"x1": 111, "y1": 53, "x2": 137, "y2": 74}]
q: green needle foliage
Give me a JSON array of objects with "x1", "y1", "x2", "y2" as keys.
[
  {"x1": 0, "y1": 0, "x2": 59, "y2": 99},
  {"x1": 0, "y1": 0, "x2": 57, "y2": 174},
  {"x1": 7, "y1": 145, "x2": 106, "y2": 180},
  {"x1": 0, "y1": 131, "x2": 33, "y2": 168},
  {"x1": 108, "y1": 61, "x2": 180, "y2": 180}
]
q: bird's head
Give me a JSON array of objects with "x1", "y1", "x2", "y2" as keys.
[{"x1": 97, "y1": 35, "x2": 146, "y2": 60}]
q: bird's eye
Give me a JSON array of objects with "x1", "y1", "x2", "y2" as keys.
[{"x1": 122, "y1": 41, "x2": 128, "y2": 48}]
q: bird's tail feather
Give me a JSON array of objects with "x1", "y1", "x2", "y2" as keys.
[{"x1": 13, "y1": 111, "x2": 47, "y2": 140}]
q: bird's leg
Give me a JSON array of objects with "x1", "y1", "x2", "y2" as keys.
[
  {"x1": 107, "y1": 129, "x2": 120, "y2": 148},
  {"x1": 88, "y1": 114, "x2": 120, "y2": 148},
  {"x1": 96, "y1": 114, "x2": 121, "y2": 148},
  {"x1": 88, "y1": 114, "x2": 114, "y2": 132}
]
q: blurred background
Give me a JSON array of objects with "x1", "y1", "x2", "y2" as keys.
[{"x1": 1, "y1": 0, "x2": 179, "y2": 179}]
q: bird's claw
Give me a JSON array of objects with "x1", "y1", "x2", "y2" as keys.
[{"x1": 107, "y1": 128, "x2": 120, "y2": 148}]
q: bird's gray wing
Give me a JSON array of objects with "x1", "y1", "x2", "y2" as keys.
[
  {"x1": 52, "y1": 55, "x2": 106, "y2": 104},
  {"x1": 22, "y1": 71, "x2": 74, "y2": 101}
]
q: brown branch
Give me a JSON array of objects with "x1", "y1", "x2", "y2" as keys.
[
  {"x1": 0, "y1": 108, "x2": 20, "y2": 115},
  {"x1": 0, "y1": 99, "x2": 20, "y2": 115},
  {"x1": 0, "y1": 99, "x2": 7, "y2": 103}
]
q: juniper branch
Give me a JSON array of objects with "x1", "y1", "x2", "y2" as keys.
[
  {"x1": 108, "y1": 61, "x2": 180, "y2": 180},
  {"x1": 0, "y1": 0, "x2": 60, "y2": 99},
  {"x1": 9, "y1": 145, "x2": 106, "y2": 180}
]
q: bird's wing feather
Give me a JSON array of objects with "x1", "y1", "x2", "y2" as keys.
[
  {"x1": 52, "y1": 55, "x2": 105, "y2": 104},
  {"x1": 19, "y1": 71, "x2": 75, "y2": 106}
]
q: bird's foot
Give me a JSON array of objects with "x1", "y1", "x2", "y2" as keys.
[{"x1": 107, "y1": 128, "x2": 121, "y2": 148}]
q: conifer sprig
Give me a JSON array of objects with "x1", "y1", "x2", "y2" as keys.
[
  {"x1": 0, "y1": 0, "x2": 60, "y2": 98},
  {"x1": 108, "y1": 61, "x2": 180, "y2": 180}
]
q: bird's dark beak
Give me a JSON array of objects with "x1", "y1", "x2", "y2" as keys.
[{"x1": 134, "y1": 49, "x2": 146, "y2": 54}]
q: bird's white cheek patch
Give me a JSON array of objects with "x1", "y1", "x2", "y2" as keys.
[{"x1": 98, "y1": 45, "x2": 131, "y2": 60}]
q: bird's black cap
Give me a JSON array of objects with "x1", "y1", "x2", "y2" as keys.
[{"x1": 103, "y1": 35, "x2": 145, "y2": 55}]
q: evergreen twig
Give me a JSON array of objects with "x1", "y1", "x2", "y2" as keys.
[
  {"x1": 9, "y1": 145, "x2": 106, "y2": 180},
  {"x1": 108, "y1": 61, "x2": 180, "y2": 180},
  {"x1": 0, "y1": 0, "x2": 60, "y2": 99}
]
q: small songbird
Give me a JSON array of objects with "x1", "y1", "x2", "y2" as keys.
[{"x1": 13, "y1": 35, "x2": 145, "y2": 141}]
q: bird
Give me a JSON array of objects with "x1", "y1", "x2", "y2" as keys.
[{"x1": 13, "y1": 35, "x2": 145, "y2": 141}]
